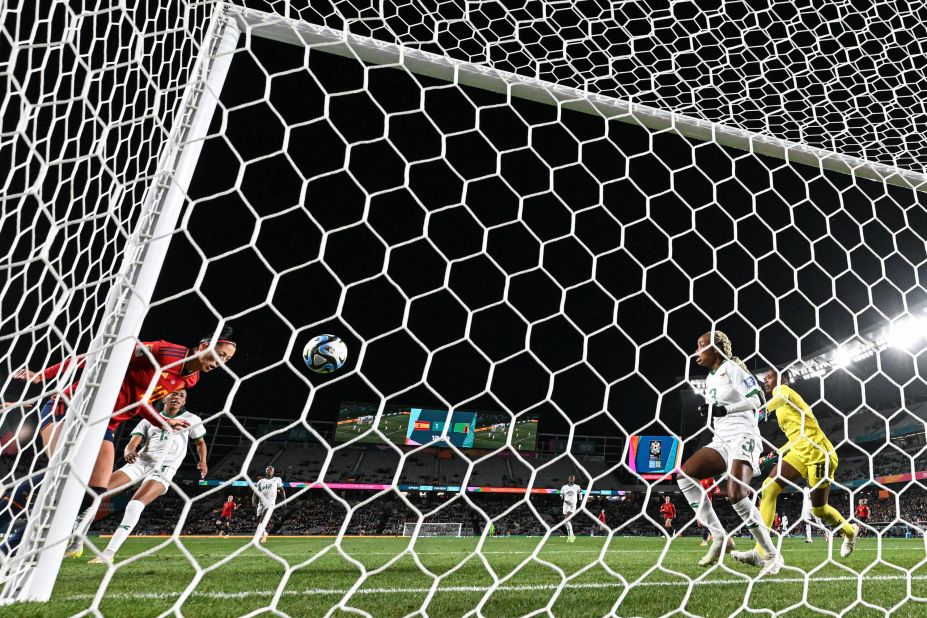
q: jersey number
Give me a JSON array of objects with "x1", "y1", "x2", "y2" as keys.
[
  {"x1": 814, "y1": 463, "x2": 826, "y2": 479},
  {"x1": 741, "y1": 439, "x2": 755, "y2": 453}
]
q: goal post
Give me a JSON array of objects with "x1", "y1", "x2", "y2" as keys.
[
  {"x1": 0, "y1": 4, "x2": 241, "y2": 604},
  {"x1": 4, "y1": 1, "x2": 927, "y2": 615},
  {"x1": 403, "y1": 522, "x2": 463, "y2": 538}
]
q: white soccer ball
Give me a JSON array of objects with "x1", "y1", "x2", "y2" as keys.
[{"x1": 303, "y1": 334, "x2": 348, "y2": 374}]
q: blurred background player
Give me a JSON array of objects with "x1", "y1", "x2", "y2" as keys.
[
  {"x1": 253, "y1": 466, "x2": 285, "y2": 544},
  {"x1": 598, "y1": 508, "x2": 606, "y2": 535},
  {"x1": 734, "y1": 368, "x2": 857, "y2": 568},
  {"x1": 677, "y1": 331, "x2": 779, "y2": 572},
  {"x1": 560, "y1": 476, "x2": 579, "y2": 543},
  {"x1": 781, "y1": 514, "x2": 789, "y2": 537},
  {"x1": 216, "y1": 495, "x2": 238, "y2": 537},
  {"x1": 855, "y1": 499, "x2": 870, "y2": 537},
  {"x1": 660, "y1": 497, "x2": 676, "y2": 536},
  {"x1": 88, "y1": 388, "x2": 207, "y2": 563}
]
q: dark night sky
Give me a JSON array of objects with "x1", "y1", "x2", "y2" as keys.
[
  {"x1": 131, "y1": 34, "x2": 927, "y2": 447},
  {"x1": 3, "y1": 26, "x2": 927, "y2": 460}
]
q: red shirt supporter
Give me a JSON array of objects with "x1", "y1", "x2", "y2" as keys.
[{"x1": 660, "y1": 501, "x2": 677, "y2": 519}]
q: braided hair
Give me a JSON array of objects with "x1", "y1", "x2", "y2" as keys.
[
  {"x1": 713, "y1": 330, "x2": 767, "y2": 409},
  {"x1": 710, "y1": 330, "x2": 750, "y2": 375}
]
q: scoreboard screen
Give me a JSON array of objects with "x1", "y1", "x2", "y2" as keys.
[
  {"x1": 628, "y1": 435, "x2": 681, "y2": 480},
  {"x1": 406, "y1": 408, "x2": 476, "y2": 447},
  {"x1": 335, "y1": 402, "x2": 538, "y2": 450}
]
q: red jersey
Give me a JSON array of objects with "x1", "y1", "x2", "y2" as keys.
[
  {"x1": 221, "y1": 500, "x2": 237, "y2": 518},
  {"x1": 774, "y1": 514, "x2": 781, "y2": 529},
  {"x1": 598, "y1": 511, "x2": 606, "y2": 524},
  {"x1": 39, "y1": 340, "x2": 199, "y2": 430},
  {"x1": 856, "y1": 504, "x2": 870, "y2": 519},
  {"x1": 660, "y1": 502, "x2": 676, "y2": 518}
]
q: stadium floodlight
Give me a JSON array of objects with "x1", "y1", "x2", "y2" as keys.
[
  {"x1": 885, "y1": 317, "x2": 926, "y2": 350},
  {"x1": 833, "y1": 346, "x2": 854, "y2": 369}
]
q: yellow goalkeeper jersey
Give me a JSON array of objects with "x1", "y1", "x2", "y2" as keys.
[{"x1": 767, "y1": 384, "x2": 835, "y2": 462}]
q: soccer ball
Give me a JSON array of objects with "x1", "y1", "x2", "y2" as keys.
[{"x1": 303, "y1": 334, "x2": 348, "y2": 373}]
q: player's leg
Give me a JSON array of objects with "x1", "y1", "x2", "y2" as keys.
[
  {"x1": 66, "y1": 435, "x2": 117, "y2": 558},
  {"x1": 254, "y1": 507, "x2": 268, "y2": 542},
  {"x1": 677, "y1": 446, "x2": 728, "y2": 564},
  {"x1": 727, "y1": 454, "x2": 780, "y2": 574},
  {"x1": 563, "y1": 509, "x2": 575, "y2": 541},
  {"x1": 90, "y1": 479, "x2": 165, "y2": 563},
  {"x1": 805, "y1": 520, "x2": 813, "y2": 542},
  {"x1": 0, "y1": 401, "x2": 61, "y2": 542},
  {"x1": 755, "y1": 454, "x2": 804, "y2": 555},
  {"x1": 808, "y1": 455, "x2": 857, "y2": 557}
]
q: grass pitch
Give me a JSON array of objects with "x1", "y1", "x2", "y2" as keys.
[{"x1": 7, "y1": 534, "x2": 927, "y2": 617}]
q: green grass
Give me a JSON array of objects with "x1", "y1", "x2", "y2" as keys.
[{"x1": 7, "y1": 535, "x2": 927, "y2": 617}]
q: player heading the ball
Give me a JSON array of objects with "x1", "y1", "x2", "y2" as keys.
[
  {"x1": 676, "y1": 331, "x2": 781, "y2": 573},
  {"x1": 9, "y1": 326, "x2": 236, "y2": 560}
]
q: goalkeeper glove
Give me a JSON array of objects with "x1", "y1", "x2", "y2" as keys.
[{"x1": 697, "y1": 403, "x2": 729, "y2": 417}]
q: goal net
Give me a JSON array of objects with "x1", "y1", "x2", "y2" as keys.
[
  {"x1": 3, "y1": 1, "x2": 927, "y2": 616},
  {"x1": 403, "y1": 522, "x2": 463, "y2": 538}
]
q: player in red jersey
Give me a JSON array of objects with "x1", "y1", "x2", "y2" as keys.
[
  {"x1": 855, "y1": 499, "x2": 870, "y2": 537},
  {"x1": 12, "y1": 327, "x2": 236, "y2": 557},
  {"x1": 216, "y1": 495, "x2": 239, "y2": 536},
  {"x1": 773, "y1": 513, "x2": 782, "y2": 532},
  {"x1": 660, "y1": 497, "x2": 677, "y2": 535}
]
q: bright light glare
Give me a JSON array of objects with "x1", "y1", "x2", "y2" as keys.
[
  {"x1": 833, "y1": 346, "x2": 853, "y2": 368},
  {"x1": 887, "y1": 317, "x2": 927, "y2": 350}
]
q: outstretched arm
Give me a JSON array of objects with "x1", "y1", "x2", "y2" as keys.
[
  {"x1": 13, "y1": 355, "x2": 86, "y2": 384},
  {"x1": 195, "y1": 438, "x2": 208, "y2": 479}
]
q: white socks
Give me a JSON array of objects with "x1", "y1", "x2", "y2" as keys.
[
  {"x1": 565, "y1": 520, "x2": 574, "y2": 537},
  {"x1": 731, "y1": 496, "x2": 776, "y2": 556},
  {"x1": 805, "y1": 523, "x2": 812, "y2": 541},
  {"x1": 678, "y1": 477, "x2": 725, "y2": 540},
  {"x1": 103, "y1": 500, "x2": 145, "y2": 558}
]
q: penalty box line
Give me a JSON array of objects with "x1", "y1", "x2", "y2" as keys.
[{"x1": 58, "y1": 572, "x2": 927, "y2": 602}]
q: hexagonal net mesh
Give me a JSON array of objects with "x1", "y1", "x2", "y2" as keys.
[{"x1": 3, "y1": 1, "x2": 927, "y2": 615}]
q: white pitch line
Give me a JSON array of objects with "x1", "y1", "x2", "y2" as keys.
[{"x1": 57, "y1": 573, "x2": 927, "y2": 603}]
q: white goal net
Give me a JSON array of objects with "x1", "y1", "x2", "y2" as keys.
[
  {"x1": 403, "y1": 522, "x2": 463, "y2": 538},
  {"x1": 3, "y1": 1, "x2": 927, "y2": 616}
]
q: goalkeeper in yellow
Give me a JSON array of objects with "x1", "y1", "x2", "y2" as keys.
[{"x1": 731, "y1": 368, "x2": 858, "y2": 568}]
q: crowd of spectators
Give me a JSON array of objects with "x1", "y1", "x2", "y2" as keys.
[{"x1": 84, "y1": 481, "x2": 927, "y2": 541}]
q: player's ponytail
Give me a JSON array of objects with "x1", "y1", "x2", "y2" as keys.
[{"x1": 200, "y1": 325, "x2": 236, "y2": 347}]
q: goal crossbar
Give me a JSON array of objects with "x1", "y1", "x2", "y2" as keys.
[{"x1": 230, "y1": 5, "x2": 927, "y2": 193}]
